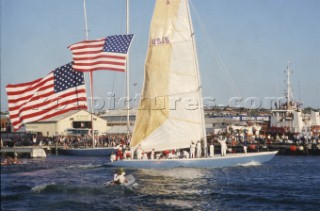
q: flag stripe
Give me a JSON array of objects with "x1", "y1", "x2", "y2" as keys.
[
  {"x1": 75, "y1": 61, "x2": 125, "y2": 66},
  {"x1": 72, "y1": 49, "x2": 104, "y2": 56},
  {"x1": 68, "y1": 38, "x2": 105, "y2": 48},
  {"x1": 7, "y1": 74, "x2": 54, "y2": 105},
  {"x1": 10, "y1": 96, "x2": 87, "y2": 121},
  {"x1": 7, "y1": 82, "x2": 54, "y2": 97},
  {"x1": 6, "y1": 62, "x2": 87, "y2": 131},
  {"x1": 8, "y1": 88, "x2": 87, "y2": 114},
  {"x1": 10, "y1": 97, "x2": 87, "y2": 126},
  {"x1": 8, "y1": 89, "x2": 54, "y2": 105},
  {"x1": 6, "y1": 77, "x2": 43, "y2": 89},
  {"x1": 70, "y1": 43, "x2": 104, "y2": 51},
  {"x1": 9, "y1": 93, "x2": 86, "y2": 123},
  {"x1": 72, "y1": 54, "x2": 126, "y2": 60},
  {"x1": 73, "y1": 67, "x2": 125, "y2": 72},
  {"x1": 6, "y1": 76, "x2": 54, "y2": 94}
]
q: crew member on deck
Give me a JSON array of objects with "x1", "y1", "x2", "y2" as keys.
[
  {"x1": 124, "y1": 147, "x2": 131, "y2": 160},
  {"x1": 210, "y1": 142, "x2": 215, "y2": 157},
  {"x1": 243, "y1": 140, "x2": 248, "y2": 154},
  {"x1": 142, "y1": 150, "x2": 148, "y2": 160},
  {"x1": 151, "y1": 149, "x2": 155, "y2": 160},
  {"x1": 196, "y1": 141, "x2": 201, "y2": 158},
  {"x1": 183, "y1": 150, "x2": 189, "y2": 158},
  {"x1": 110, "y1": 152, "x2": 116, "y2": 162},
  {"x1": 116, "y1": 146, "x2": 123, "y2": 160},
  {"x1": 190, "y1": 141, "x2": 195, "y2": 158},
  {"x1": 136, "y1": 145, "x2": 142, "y2": 160},
  {"x1": 218, "y1": 136, "x2": 227, "y2": 157}
]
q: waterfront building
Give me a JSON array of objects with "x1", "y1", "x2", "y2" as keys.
[
  {"x1": 99, "y1": 108, "x2": 136, "y2": 134},
  {"x1": 25, "y1": 110, "x2": 108, "y2": 137}
]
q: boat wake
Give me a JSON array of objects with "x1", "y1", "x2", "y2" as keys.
[
  {"x1": 31, "y1": 183, "x2": 108, "y2": 194},
  {"x1": 31, "y1": 183, "x2": 56, "y2": 193},
  {"x1": 237, "y1": 161, "x2": 262, "y2": 167},
  {"x1": 139, "y1": 168, "x2": 207, "y2": 179},
  {"x1": 66, "y1": 163, "x2": 101, "y2": 170}
]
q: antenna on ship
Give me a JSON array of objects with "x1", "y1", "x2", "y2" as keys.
[{"x1": 285, "y1": 61, "x2": 294, "y2": 110}]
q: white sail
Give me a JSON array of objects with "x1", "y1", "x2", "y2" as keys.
[{"x1": 130, "y1": 0, "x2": 205, "y2": 152}]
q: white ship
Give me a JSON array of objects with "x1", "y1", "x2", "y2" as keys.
[{"x1": 270, "y1": 62, "x2": 320, "y2": 136}]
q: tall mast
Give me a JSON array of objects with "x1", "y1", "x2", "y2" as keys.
[
  {"x1": 83, "y1": 0, "x2": 95, "y2": 147},
  {"x1": 186, "y1": 0, "x2": 207, "y2": 155},
  {"x1": 83, "y1": 0, "x2": 89, "y2": 40},
  {"x1": 126, "y1": 0, "x2": 130, "y2": 137}
]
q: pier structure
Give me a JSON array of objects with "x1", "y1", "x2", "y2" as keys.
[{"x1": 0, "y1": 146, "x2": 47, "y2": 158}]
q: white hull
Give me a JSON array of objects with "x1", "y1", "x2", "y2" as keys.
[
  {"x1": 59, "y1": 147, "x2": 115, "y2": 157},
  {"x1": 106, "y1": 151, "x2": 278, "y2": 169}
]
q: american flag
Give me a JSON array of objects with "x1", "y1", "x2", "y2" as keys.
[
  {"x1": 6, "y1": 63, "x2": 88, "y2": 131},
  {"x1": 68, "y1": 34, "x2": 134, "y2": 72}
]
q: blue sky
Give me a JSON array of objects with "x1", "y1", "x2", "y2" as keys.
[{"x1": 1, "y1": 0, "x2": 319, "y2": 112}]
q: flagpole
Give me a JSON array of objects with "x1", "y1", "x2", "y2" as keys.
[
  {"x1": 83, "y1": 0, "x2": 95, "y2": 148},
  {"x1": 126, "y1": 0, "x2": 130, "y2": 137}
]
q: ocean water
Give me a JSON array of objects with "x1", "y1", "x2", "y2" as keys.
[{"x1": 1, "y1": 155, "x2": 320, "y2": 211}]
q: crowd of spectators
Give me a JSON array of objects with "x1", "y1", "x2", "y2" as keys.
[{"x1": 1, "y1": 133, "x2": 129, "y2": 149}]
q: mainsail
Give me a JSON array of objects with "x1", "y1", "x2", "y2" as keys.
[{"x1": 130, "y1": 0, "x2": 206, "y2": 152}]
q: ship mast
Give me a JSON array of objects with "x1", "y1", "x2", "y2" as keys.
[
  {"x1": 126, "y1": 0, "x2": 130, "y2": 137},
  {"x1": 83, "y1": 0, "x2": 95, "y2": 147}
]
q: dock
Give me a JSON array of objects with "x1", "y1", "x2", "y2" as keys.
[{"x1": 0, "y1": 146, "x2": 47, "y2": 158}]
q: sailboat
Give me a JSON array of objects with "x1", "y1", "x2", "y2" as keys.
[
  {"x1": 107, "y1": 0, "x2": 277, "y2": 168},
  {"x1": 59, "y1": 0, "x2": 133, "y2": 156}
]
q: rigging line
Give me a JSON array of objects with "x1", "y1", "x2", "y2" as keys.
[
  {"x1": 194, "y1": 11, "x2": 240, "y2": 97},
  {"x1": 189, "y1": 1, "x2": 242, "y2": 98}
]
